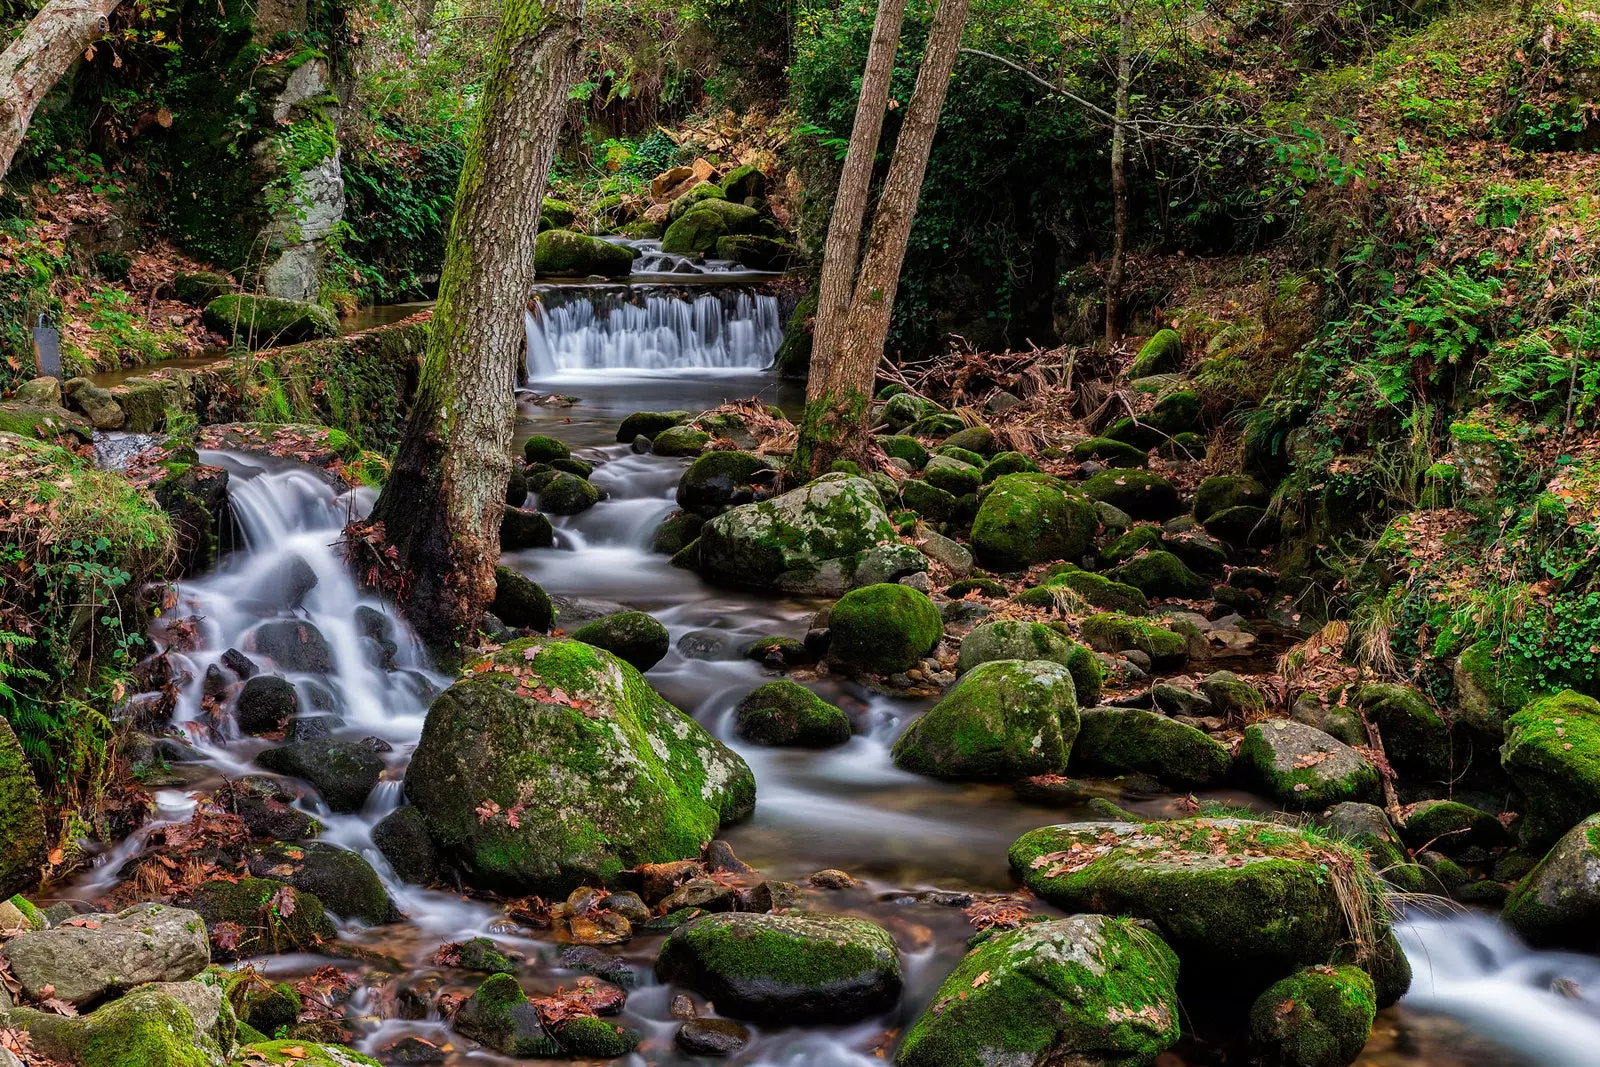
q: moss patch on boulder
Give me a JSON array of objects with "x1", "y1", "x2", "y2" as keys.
[
  {"x1": 534, "y1": 230, "x2": 635, "y2": 277},
  {"x1": 1501, "y1": 690, "x2": 1600, "y2": 848},
  {"x1": 1069, "y1": 707, "x2": 1232, "y2": 788},
  {"x1": 698, "y1": 475, "x2": 896, "y2": 591},
  {"x1": 828, "y1": 583, "x2": 943, "y2": 674},
  {"x1": 971, "y1": 473, "x2": 1099, "y2": 572},
  {"x1": 1079, "y1": 613, "x2": 1187, "y2": 668},
  {"x1": 734, "y1": 680, "x2": 851, "y2": 747},
  {"x1": 1081, "y1": 471, "x2": 1183, "y2": 521},
  {"x1": 203, "y1": 295, "x2": 338, "y2": 347},
  {"x1": 1240, "y1": 720, "x2": 1380, "y2": 809},
  {"x1": 892, "y1": 660, "x2": 1080, "y2": 780},
  {"x1": 571, "y1": 611, "x2": 670, "y2": 673},
  {"x1": 1248, "y1": 965, "x2": 1376, "y2": 1067}
]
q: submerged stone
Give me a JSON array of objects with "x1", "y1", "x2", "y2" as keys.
[{"x1": 256, "y1": 739, "x2": 383, "y2": 812}]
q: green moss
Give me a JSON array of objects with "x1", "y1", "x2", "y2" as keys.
[
  {"x1": 1101, "y1": 525, "x2": 1165, "y2": 564},
  {"x1": 653, "y1": 424, "x2": 712, "y2": 455},
  {"x1": 541, "y1": 197, "x2": 578, "y2": 226},
  {"x1": 1128, "y1": 329, "x2": 1183, "y2": 378},
  {"x1": 828, "y1": 583, "x2": 944, "y2": 674},
  {"x1": 971, "y1": 473, "x2": 1099, "y2": 572},
  {"x1": 876, "y1": 434, "x2": 929, "y2": 468},
  {"x1": 661, "y1": 201, "x2": 761, "y2": 255},
  {"x1": 534, "y1": 229, "x2": 636, "y2": 277},
  {"x1": 894, "y1": 659, "x2": 1080, "y2": 780},
  {"x1": 240, "y1": 1041, "x2": 381, "y2": 1066},
  {"x1": 7, "y1": 893, "x2": 43, "y2": 929},
  {"x1": 923, "y1": 455, "x2": 983, "y2": 496},
  {"x1": 668, "y1": 181, "x2": 726, "y2": 220},
  {"x1": 1248, "y1": 965, "x2": 1376, "y2": 1067},
  {"x1": 183, "y1": 877, "x2": 336, "y2": 959},
  {"x1": 202, "y1": 295, "x2": 338, "y2": 347},
  {"x1": 522, "y1": 434, "x2": 571, "y2": 463},
  {"x1": 1107, "y1": 550, "x2": 1211, "y2": 599},
  {"x1": 1081, "y1": 471, "x2": 1183, "y2": 521},
  {"x1": 553, "y1": 1015, "x2": 641, "y2": 1056},
  {"x1": 716, "y1": 235, "x2": 795, "y2": 270},
  {"x1": 1070, "y1": 707, "x2": 1233, "y2": 787},
  {"x1": 1240, "y1": 721, "x2": 1381, "y2": 809},
  {"x1": 1194, "y1": 474, "x2": 1269, "y2": 523},
  {"x1": 899, "y1": 478, "x2": 959, "y2": 521},
  {"x1": 735, "y1": 680, "x2": 851, "y2": 747},
  {"x1": 12, "y1": 985, "x2": 223, "y2": 1067},
  {"x1": 617, "y1": 410, "x2": 690, "y2": 441},
  {"x1": 227, "y1": 976, "x2": 303, "y2": 1035},
  {"x1": 1079, "y1": 613, "x2": 1187, "y2": 667},
  {"x1": 1356, "y1": 683, "x2": 1450, "y2": 779},
  {"x1": 983, "y1": 451, "x2": 1040, "y2": 481},
  {"x1": 0, "y1": 403, "x2": 92, "y2": 443},
  {"x1": 1455, "y1": 639, "x2": 1539, "y2": 737},
  {"x1": 1501, "y1": 690, "x2": 1600, "y2": 847},
  {"x1": 1072, "y1": 436, "x2": 1149, "y2": 467}
]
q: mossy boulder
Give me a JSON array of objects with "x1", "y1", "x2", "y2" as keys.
[
  {"x1": 571, "y1": 611, "x2": 670, "y2": 672},
  {"x1": 452, "y1": 973, "x2": 559, "y2": 1057},
  {"x1": 828, "y1": 583, "x2": 943, "y2": 674},
  {"x1": 1202, "y1": 505, "x2": 1279, "y2": 547},
  {"x1": 734, "y1": 680, "x2": 851, "y2": 747},
  {"x1": 876, "y1": 434, "x2": 929, "y2": 468},
  {"x1": 539, "y1": 471, "x2": 601, "y2": 515},
  {"x1": 1079, "y1": 613, "x2": 1186, "y2": 668},
  {"x1": 371, "y1": 805, "x2": 443, "y2": 886},
  {"x1": 1248, "y1": 965, "x2": 1376, "y2": 1067},
  {"x1": 203, "y1": 295, "x2": 338, "y2": 347},
  {"x1": 1503, "y1": 813, "x2": 1600, "y2": 948},
  {"x1": 923, "y1": 455, "x2": 982, "y2": 496},
  {"x1": 1240, "y1": 721, "x2": 1380, "y2": 809},
  {"x1": 256, "y1": 739, "x2": 383, "y2": 812},
  {"x1": 653, "y1": 424, "x2": 713, "y2": 456},
  {"x1": 1072, "y1": 437, "x2": 1148, "y2": 468},
  {"x1": 1324, "y1": 802, "x2": 1426, "y2": 895},
  {"x1": 896, "y1": 914, "x2": 1179, "y2": 1067},
  {"x1": 1454, "y1": 639, "x2": 1538, "y2": 739},
  {"x1": 0, "y1": 402, "x2": 92, "y2": 443},
  {"x1": 652, "y1": 510, "x2": 705, "y2": 555},
  {"x1": 1069, "y1": 708, "x2": 1233, "y2": 788},
  {"x1": 500, "y1": 506, "x2": 555, "y2": 550},
  {"x1": 715, "y1": 235, "x2": 796, "y2": 271},
  {"x1": 1041, "y1": 567, "x2": 1150, "y2": 615},
  {"x1": 906, "y1": 412, "x2": 966, "y2": 438},
  {"x1": 1107, "y1": 550, "x2": 1210, "y2": 599},
  {"x1": 227, "y1": 976, "x2": 302, "y2": 1036},
  {"x1": 8, "y1": 984, "x2": 227, "y2": 1067},
  {"x1": 892, "y1": 660, "x2": 1080, "y2": 780},
  {"x1": 1398, "y1": 799, "x2": 1511, "y2": 854},
  {"x1": 541, "y1": 197, "x2": 578, "y2": 226},
  {"x1": 1127, "y1": 329, "x2": 1182, "y2": 378},
  {"x1": 1011, "y1": 818, "x2": 1388, "y2": 979},
  {"x1": 238, "y1": 1042, "x2": 379, "y2": 1066},
  {"x1": 552, "y1": 1015, "x2": 642, "y2": 1056},
  {"x1": 971, "y1": 473, "x2": 1099, "y2": 572},
  {"x1": 1501, "y1": 690, "x2": 1600, "y2": 848},
  {"x1": 183, "y1": 877, "x2": 336, "y2": 959},
  {"x1": 983, "y1": 451, "x2": 1040, "y2": 481},
  {"x1": 243, "y1": 841, "x2": 400, "y2": 925},
  {"x1": 942, "y1": 424, "x2": 996, "y2": 455},
  {"x1": 1081, "y1": 471, "x2": 1183, "y2": 521},
  {"x1": 405, "y1": 638, "x2": 755, "y2": 894},
  {"x1": 0, "y1": 719, "x2": 46, "y2": 900},
  {"x1": 1356, "y1": 684, "x2": 1450, "y2": 781},
  {"x1": 534, "y1": 230, "x2": 636, "y2": 277},
  {"x1": 698, "y1": 475, "x2": 897, "y2": 591},
  {"x1": 491, "y1": 566, "x2": 555, "y2": 631},
  {"x1": 676, "y1": 450, "x2": 774, "y2": 514},
  {"x1": 522, "y1": 434, "x2": 570, "y2": 463},
  {"x1": 661, "y1": 201, "x2": 762, "y2": 256},
  {"x1": 1195, "y1": 474, "x2": 1269, "y2": 523},
  {"x1": 719, "y1": 164, "x2": 768, "y2": 201},
  {"x1": 899, "y1": 479, "x2": 959, "y2": 522},
  {"x1": 668, "y1": 181, "x2": 726, "y2": 221},
  {"x1": 175, "y1": 270, "x2": 234, "y2": 306},
  {"x1": 957, "y1": 620, "x2": 1075, "y2": 674},
  {"x1": 654, "y1": 912, "x2": 901, "y2": 1023},
  {"x1": 1100, "y1": 525, "x2": 1163, "y2": 564},
  {"x1": 617, "y1": 410, "x2": 690, "y2": 442}
]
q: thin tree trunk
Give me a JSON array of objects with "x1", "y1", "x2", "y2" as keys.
[
  {"x1": 370, "y1": 0, "x2": 584, "y2": 663},
  {"x1": 1104, "y1": 0, "x2": 1133, "y2": 348},
  {"x1": 807, "y1": 0, "x2": 910, "y2": 381},
  {"x1": 794, "y1": 0, "x2": 972, "y2": 477},
  {"x1": 0, "y1": 0, "x2": 120, "y2": 180}
]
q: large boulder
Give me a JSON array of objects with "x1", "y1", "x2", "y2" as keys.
[
  {"x1": 181, "y1": 877, "x2": 336, "y2": 960},
  {"x1": 452, "y1": 973, "x2": 559, "y2": 1057},
  {"x1": 1069, "y1": 707, "x2": 1233, "y2": 788},
  {"x1": 405, "y1": 638, "x2": 754, "y2": 894},
  {"x1": 8, "y1": 983, "x2": 228, "y2": 1067},
  {"x1": 236, "y1": 675, "x2": 298, "y2": 735},
  {"x1": 1248, "y1": 965, "x2": 1376, "y2": 1067},
  {"x1": 0, "y1": 719, "x2": 45, "y2": 899},
  {"x1": 1107, "y1": 550, "x2": 1210, "y2": 599},
  {"x1": 956, "y1": 619, "x2": 1103, "y2": 705},
  {"x1": 1500, "y1": 690, "x2": 1600, "y2": 847},
  {"x1": 203, "y1": 294, "x2": 338, "y2": 347},
  {"x1": 697, "y1": 474, "x2": 897, "y2": 592},
  {"x1": 676, "y1": 450, "x2": 775, "y2": 514},
  {"x1": 3, "y1": 903, "x2": 210, "y2": 1005},
  {"x1": 827, "y1": 583, "x2": 943, "y2": 674},
  {"x1": 655, "y1": 912, "x2": 901, "y2": 1023},
  {"x1": 660, "y1": 201, "x2": 762, "y2": 256},
  {"x1": 244, "y1": 842, "x2": 400, "y2": 925},
  {"x1": 251, "y1": 619, "x2": 335, "y2": 673},
  {"x1": 1127, "y1": 329, "x2": 1182, "y2": 378},
  {"x1": 534, "y1": 230, "x2": 635, "y2": 277},
  {"x1": 1194, "y1": 474, "x2": 1268, "y2": 523},
  {"x1": 216, "y1": 775, "x2": 322, "y2": 841},
  {"x1": 734, "y1": 681, "x2": 851, "y2": 747},
  {"x1": 1239, "y1": 721, "x2": 1380, "y2": 809},
  {"x1": 1503, "y1": 812, "x2": 1600, "y2": 947},
  {"x1": 1356, "y1": 683, "x2": 1450, "y2": 781},
  {"x1": 1011, "y1": 818, "x2": 1395, "y2": 982},
  {"x1": 971, "y1": 474, "x2": 1099, "y2": 572},
  {"x1": 1079, "y1": 613, "x2": 1187, "y2": 668},
  {"x1": 491, "y1": 566, "x2": 555, "y2": 631},
  {"x1": 570, "y1": 611, "x2": 670, "y2": 672},
  {"x1": 372, "y1": 805, "x2": 443, "y2": 886},
  {"x1": 896, "y1": 915, "x2": 1180, "y2": 1067},
  {"x1": 892, "y1": 660, "x2": 1080, "y2": 780},
  {"x1": 1081, "y1": 471, "x2": 1183, "y2": 521},
  {"x1": 255, "y1": 739, "x2": 384, "y2": 812}
]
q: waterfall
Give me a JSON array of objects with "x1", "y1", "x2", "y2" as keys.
[{"x1": 525, "y1": 284, "x2": 782, "y2": 378}]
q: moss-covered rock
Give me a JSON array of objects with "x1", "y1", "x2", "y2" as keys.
[
  {"x1": 1503, "y1": 812, "x2": 1600, "y2": 948},
  {"x1": 1357, "y1": 684, "x2": 1450, "y2": 781},
  {"x1": 942, "y1": 424, "x2": 996, "y2": 455},
  {"x1": 617, "y1": 410, "x2": 690, "y2": 442},
  {"x1": 651, "y1": 510, "x2": 706, "y2": 555},
  {"x1": 175, "y1": 270, "x2": 234, "y2": 306},
  {"x1": 1202, "y1": 505, "x2": 1279, "y2": 547},
  {"x1": 653, "y1": 424, "x2": 713, "y2": 456},
  {"x1": 1072, "y1": 436, "x2": 1149, "y2": 468},
  {"x1": 661, "y1": 201, "x2": 762, "y2": 256},
  {"x1": 896, "y1": 915, "x2": 1179, "y2": 1067},
  {"x1": 1240, "y1": 721, "x2": 1380, "y2": 809},
  {"x1": 899, "y1": 478, "x2": 959, "y2": 521},
  {"x1": 892, "y1": 660, "x2": 1080, "y2": 780},
  {"x1": 734, "y1": 680, "x2": 851, "y2": 747},
  {"x1": 719, "y1": 164, "x2": 768, "y2": 201},
  {"x1": 405, "y1": 638, "x2": 755, "y2": 894},
  {"x1": 243, "y1": 841, "x2": 400, "y2": 925},
  {"x1": 1069, "y1": 708, "x2": 1233, "y2": 788},
  {"x1": 1248, "y1": 965, "x2": 1376, "y2": 1067},
  {"x1": 1501, "y1": 690, "x2": 1600, "y2": 848},
  {"x1": 668, "y1": 181, "x2": 726, "y2": 221},
  {"x1": 236, "y1": 1042, "x2": 377, "y2": 1067},
  {"x1": 1454, "y1": 639, "x2": 1538, "y2": 739},
  {"x1": 715, "y1": 235, "x2": 796, "y2": 271},
  {"x1": 183, "y1": 877, "x2": 336, "y2": 960},
  {"x1": 923, "y1": 455, "x2": 983, "y2": 496},
  {"x1": 876, "y1": 434, "x2": 929, "y2": 468},
  {"x1": 452, "y1": 973, "x2": 560, "y2": 1057},
  {"x1": 371, "y1": 805, "x2": 443, "y2": 886},
  {"x1": 1199, "y1": 669, "x2": 1266, "y2": 718},
  {"x1": 1195, "y1": 474, "x2": 1269, "y2": 523},
  {"x1": 0, "y1": 402, "x2": 93, "y2": 443},
  {"x1": 906, "y1": 412, "x2": 967, "y2": 438},
  {"x1": 539, "y1": 471, "x2": 602, "y2": 515},
  {"x1": 654, "y1": 912, "x2": 901, "y2": 1023},
  {"x1": 203, "y1": 295, "x2": 338, "y2": 347},
  {"x1": 982, "y1": 451, "x2": 1040, "y2": 482},
  {"x1": 500, "y1": 506, "x2": 555, "y2": 551},
  {"x1": 571, "y1": 611, "x2": 670, "y2": 672},
  {"x1": 957, "y1": 620, "x2": 1076, "y2": 674},
  {"x1": 552, "y1": 1015, "x2": 642, "y2": 1057},
  {"x1": 1127, "y1": 329, "x2": 1182, "y2": 378},
  {"x1": 1040, "y1": 567, "x2": 1151, "y2": 615},
  {"x1": 8, "y1": 984, "x2": 227, "y2": 1067},
  {"x1": 828, "y1": 583, "x2": 943, "y2": 674},
  {"x1": 698, "y1": 475, "x2": 897, "y2": 591},
  {"x1": 256, "y1": 739, "x2": 383, "y2": 812},
  {"x1": 1398, "y1": 799, "x2": 1511, "y2": 854},
  {"x1": 1081, "y1": 471, "x2": 1183, "y2": 521},
  {"x1": 676, "y1": 450, "x2": 774, "y2": 514},
  {"x1": 522, "y1": 434, "x2": 570, "y2": 463},
  {"x1": 534, "y1": 230, "x2": 636, "y2": 277},
  {"x1": 0, "y1": 719, "x2": 45, "y2": 900},
  {"x1": 227, "y1": 975, "x2": 303, "y2": 1036},
  {"x1": 971, "y1": 473, "x2": 1098, "y2": 572},
  {"x1": 1079, "y1": 613, "x2": 1186, "y2": 668},
  {"x1": 1011, "y1": 818, "x2": 1388, "y2": 979},
  {"x1": 1106, "y1": 550, "x2": 1210, "y2": 599},
  {"x1": 491, "y1": 566, "x2": 555, "y2": 631},
  {"x1": 1323, "y1": 802, "x2": 1427, "y2": 895}
]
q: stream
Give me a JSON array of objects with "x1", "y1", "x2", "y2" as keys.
[{"x1": 58, "y1": 269, "x2": 1600, "y2": 1066}]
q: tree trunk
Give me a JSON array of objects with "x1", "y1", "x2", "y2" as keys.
[
  {"x1": 1104, "y1": 0, "x2": 1134, "y2": 349},
  {"x1": 807, "y1": 0, "x2": 910, "y2": 380},
  {"x1": 794, "y1": 0, "x2": 972, "y2": 477},
  {"x1": 0, "y1": 0, "x2": 120, "y2": 181},
  {"x1": 369, "y1": 0, "x2": 584, "y2": 663}
]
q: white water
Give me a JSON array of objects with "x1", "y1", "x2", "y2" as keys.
[{"x1": 524, "y1": 287, "x2": 782, "y2": 379}]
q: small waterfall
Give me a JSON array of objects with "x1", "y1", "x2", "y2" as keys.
[{"x1": 525, "y1": 284, "x2": 782, "y2": 378}]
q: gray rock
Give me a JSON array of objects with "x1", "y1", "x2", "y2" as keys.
[
  {"x1": 14, "y1": 377, "x2": 61, "y2": 406},
  {"x1": 1504, "y1": 813, "x2": 1600, "y2": 947},
  {"x1": 1240, "y1": 720, "x2": 1380, "y2": 809},
  {"x1": 915, "y1": 526, "x2": 973, "y2": 577},
  {"x1": 4, "y1": 903, "x2": 209, "y2": 1005}
]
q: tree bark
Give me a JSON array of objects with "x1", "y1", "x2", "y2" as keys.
[
  {"x1": 794, "y1": 0, "x2": 972, "y2": 477},
  {"x1": 369, "y1": 0, "x2": 584, "y2": 663},
  {"x1": 807, "y1": 0, "x2": 910, "y2": 381},
  {"x1": 0, "y1": 0, "x2": 120, "y2": 181},
  {"x1": 1104, "y1": 0, "x2": 1134, "y2": 348}
]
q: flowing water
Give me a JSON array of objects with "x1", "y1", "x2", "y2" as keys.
[{"x1": 57, "y1": 285, "x2": 1600, "y2": 1066}]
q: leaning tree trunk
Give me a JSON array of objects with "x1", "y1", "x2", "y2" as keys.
[
  {"x1": 807, "y1": 0, "x2": 911, "y2": 379},
  {"x1": 1103, "y1": 0, "x2": 1134, "y2": 349},
  {"x1": 370, "y1": 0, "x2": 584, "y2": 663},
  {"x1": 794, "y1": 0, "x2": 973, "y2": 477},
  {"x1": 0, "y1": 0, "x2": 121, "y2": 180}
]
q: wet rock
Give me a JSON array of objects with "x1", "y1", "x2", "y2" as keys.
[
  {"x1": 1500, "y1": 690, "x2": 1600, "y2": 848},
  {"x1": 809, "y1": 869, "x2": 860, "y2": 889},
  {"x1": 1503, "y1": 813, "x2": 1600, "y2": 947},
  {"x1": 698, "y1": 474, "x2": 897, "y2": 590},
  {"x1": 287, "y1": 714, "x2": 340, "y2": 742},
  {"x1": 1240, "y1": 720, "x2": 1380, "y2": 809},
  {"x1": 661, "y1": 878, "x2": 739, "y2": 912},
  {"x1": 599, "y1": 890, "x2": 650, "y2": 923},
  {"x1": 1399, "y1": 799, "x2": 1511, "y2": 854},
  {"x1": 256, "y1": 739, "x2": 384, "y2": 812},
  {"x1": 382, "y1": 1036, "x2": 446, "y2": 1064},
  {"x1": 735, "y1": 680, "x2": 851, "y2": 747},
  {"x1": 153, "y1": 461, "x2": 231, "y2": 575},
  {"x1": 183, "y1": 877, "x2": 336, "y2": 959},
  {"x1": 252, "y1": 619, "x2": 336, "y2": 673},
  {"x1": 651, "y1": 510, "x2": 705, "y2": 555},
  {"x1": 3, "y1": 902, "x2": 209, "y2": 1005},
  {"x1": 676, "y1": 451, "x2": 776, "y2": 515},
  {"x1": 562, "y1": 944, "x2": 638, "y2": 987},
  {"x1": 539, "y1": 471, "x2": 602, "y2": 515},
  {"x1": 915, "y1": 527, "x2": 973, "y2": 576},
  {"x1": 373, "y1": 805, "x2": 443, "y2": 886},
  {"x1": 676, "y1": 1018, "x2": 750, "y2": 1055},
  {"x1": 971, "y1": 473, "x2": 1098, "y2": 572},
  {"x1": 897, "y1": 915, "x2": 1180, "y2": 1067},
  {"x1": 0, "y1": 720, "x2": 46, "y2": 900},
  {"x1": 655, "y1": 912, "x2": 901, "y2": 1023},
  {"x1": 1069, "y1": 707, "x2": 1233, "y2": 787},
  {"x1": 828, "y1": 583, "x2": 943, "y2": 674},
  {"x1": 490, "y1": 566, "x2": 554, "y2": 631},
  {"x1": 222, "y1": 647, "x2": 259, "y2": 680},
  {"x1": 570, "y1": 611, "x2": 670, "y2": 672},
  {"x1": 405, "y1": 638, "x2": 754, "y2": 894},
  {"x1": 1358, "y1": 683, "x2": 1451, "y2": 781},
  {"x1": 1013, "y1": 773, "x2": 1096, "y2": 806},
  {"x1": 551, "y1": 1016, "x2": 641, "y2": 1056},
  {"x1": 618, "y1": 410, "x2": 690, "y2": 442},
  {"x1": 742, "y1": 634, "x2": 814, "y2": 667},
  {"x1": 248, "y1": 553, "x2": 319, "y2": 611},
  {"x1": 1323, "y1": 802, "x2": 1425, "y2": 894},
  {"x1": 1203, "y1": 504, "x2": 1279, "y2": 547},
  {"x1": 245, "y1": 841, "x2": 401, "y2": 924},
  {"x1": 504, "y1": 468, "x2": 528, "y2": 508},
  {"x1": 955, "y1": 619, "x2": 1103, "y2": 704},
  {"x1": 217, "y1": 774, "x2": 323, "y2": 840},
  {"x1": 9, "y1": 983, "x2": 227, "y2": 1067},
  {"x1": 893, "y1": 660, "x2": 1079, "y2": 781},
  {"x1": 678, "y1": 629, "x2": 732, "y2": 660},
  {"x1": 637, "y1": 859, "x2": 706, "y2": 903},
  {"x1": 453, "y1": 973, "x2": 560, "y2": 1056},
  {"x1": 500, "y1": 506, "x2": 555, "y2": 550},
  {"x1": 236, "y1": 675, "x2": 299, "y2": 735},
  {"x1": 1151, "y1": 682, "x2": 1212, "y2": 717},
  {"x1": 1248, "y1": 965, "x2": 1376, "y2": 1067},
  {"x1": 1081, "y1": 470, "x2": 1182, "y2": 521}
]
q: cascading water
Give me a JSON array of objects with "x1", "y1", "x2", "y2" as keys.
[{"x1": 525, "y1": 284, "x2": 783, "y2": 378}]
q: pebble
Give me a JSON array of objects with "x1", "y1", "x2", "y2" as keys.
[
  {"x1": 808, "y1": 869, "x2": 860, "y2": 889},
  {"x1": 670, "y1": 994, "x2": 696, "y2": 1019},
  {"x1": 899, "y1": 571, "x2": 932, "y2": 594}
]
